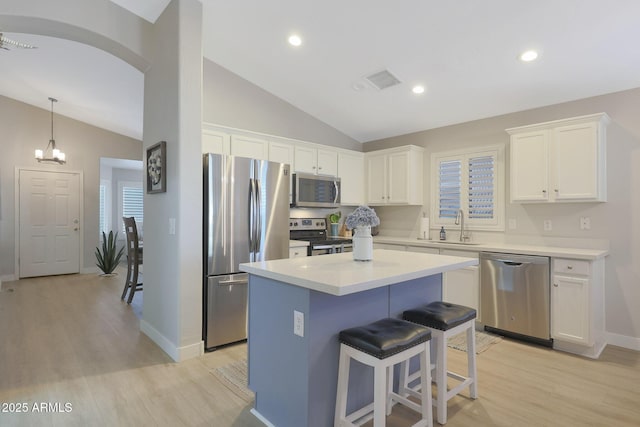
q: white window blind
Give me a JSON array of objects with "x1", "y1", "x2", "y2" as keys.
[
  {"x1": 122, "y1": 186, "x2": 143, "y2": 229},
  {"x1": 99, "y1": 184, "x2": 107, "y2": 235},
  {"x1": 468, "y1": 155, "x2": 494, "y2": 219},
  {"x1": 438, "y1": 160, "x2": 461, "y2": 219},
  {"x1": 432, "y1": 145, "x2": 503, "y2": 231}
]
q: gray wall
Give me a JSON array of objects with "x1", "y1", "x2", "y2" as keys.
[
  {"x1": 364, "y1": 88, "x2": 640, "y2": 345},
  {"x1": 140, "y1": 0, "x2": 203, "y2": 360},
  {"x1": 203, "y1": 59, "x2": 361, "y2": 151},
  {"x1": 0, "y1": 95, "x2": 142, "y2": 279}
]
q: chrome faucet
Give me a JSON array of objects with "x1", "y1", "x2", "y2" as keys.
[{"x1": 455, "y1": 209, "x2": 467, "y2": 242}]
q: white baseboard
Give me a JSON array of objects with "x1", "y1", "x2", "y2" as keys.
[
  {"x1": 140, "y1": 319, "x2": 204, "y2": 362},
  {"x1": 1, "y1": 274, "x2": 16, "y2": 282},
  {"x1": 81, "y1": 266, "x2": 100, "y2": 274},
  {"x1": 250, "y1": 408, "x2": 276, "y2": 427},
  {"x1": 606, "y1": 332, "x2": 640, "y2": 351}
]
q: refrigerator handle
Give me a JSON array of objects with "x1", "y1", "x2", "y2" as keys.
[
  {"x1": 248, "y1": 178, "x2": 255, "y2": 255},
  {"x1": 255, "y1": 179, "x2": 262, "y2": 251}
]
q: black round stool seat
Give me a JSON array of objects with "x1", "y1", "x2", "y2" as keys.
[
  {"x1": 404, "y1": 301, "x2": 477, "y2": 331},
  {"x1": 339, "y1": 318, "x2": 431, "y2": 360}
]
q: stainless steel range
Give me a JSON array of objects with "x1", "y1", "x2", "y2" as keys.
[{"x1": 289, "y1": 218, "x2": 353, "y2": 256}]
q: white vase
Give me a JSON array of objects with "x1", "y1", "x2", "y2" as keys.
[{"x1": 352, "y1": 226, "x2": 373, "y2": 261}]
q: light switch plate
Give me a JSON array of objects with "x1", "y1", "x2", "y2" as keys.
[
  {"x1": 294, "y1": 310, "x2": 304, "y2": 337},
  {"x1": 580, "y1": 217, "x2": 591, "y2": 230}
]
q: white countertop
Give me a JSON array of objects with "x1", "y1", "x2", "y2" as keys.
[
  {"x1": 240, "y1": 249, "x2": 478, "y2": 296},
  {"x1": 374, "y1": 236, "x2": 609, "y2": 260},
  {"x1": 289, "y1": 240, "x2": 310, "y2": 247}
]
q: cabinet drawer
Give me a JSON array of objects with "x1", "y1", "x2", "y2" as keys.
[
  {"x1": 289, "y1": 248, "x2": 307, "y2": 258},
  {"x1": 554, "y1": 258, "x2": 589, "y2": 275},
  {"x1": 406, "y1": 246, "x2": 440, "y2": 254},
  {"x1": 439, "y1": 249, "x2": 479, "y2": 259}
]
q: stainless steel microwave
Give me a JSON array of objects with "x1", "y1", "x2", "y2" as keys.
[{"x1": 291, "y1": 173, "x2": 340, "y2": 208}]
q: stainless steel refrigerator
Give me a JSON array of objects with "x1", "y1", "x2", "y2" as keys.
[{"x1": 203, "y1": 153, "x2": 290, "y2": 350}]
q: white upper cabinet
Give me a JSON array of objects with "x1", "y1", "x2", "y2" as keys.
[
  {"x1": 202, "y1": 128, "x2": 231, "y2": 155},
  {"x1": 365, "y1": 145, "x2": 424, "y2": 205},
  {"x1": 509, "y1": 130, "x2": 549, "y2": 201},
  {"x1": 294, "y1": 145, "x2": 338, "y2": 176},
  {"x1": 269, "y1": 140, "x2": 295, "y2": 167},
  {"x1": 508, "y1": 113, "x2": 609, "y2": 203},
  {"x1": 338, "y1": 151, "x2": 365, "y2": 206},
  {"x1": 231, "y1": 134, "x2": 269, "y2": 160}
]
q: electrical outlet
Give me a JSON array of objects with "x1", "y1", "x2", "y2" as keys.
[
  {"x1": 508, "y1": 218, "x2": 517, "y2": 230},
  {"x1": 543, "y1": 220, "x2": 552, "y2": 231},
  {"x1": 580, "y1": 217, "x2": 591, "y2": 230},
  {"x1": 294, "y1": 310, "x2": 304, "y2": 337}
]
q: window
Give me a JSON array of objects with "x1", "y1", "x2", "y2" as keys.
[
  {"x1": 431, "y1": 145, "x2": 504, "y2": 231},
  {"x1": 99, "y1": 179, "x2": 111, "y2": 238},
  {"x1": 118, "y1": 181, "x2": 143, "y2": 232}
]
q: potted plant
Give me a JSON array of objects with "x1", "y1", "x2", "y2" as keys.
[
  {"x1": 329, "y1": 211, "x2": 341, "y2": 237},
  {"x1": 95, "y1": 231, "x2": 125, "y2": 276},
  {"x1": 345, "y1": 206, "x2": 380, "y2": 261}
]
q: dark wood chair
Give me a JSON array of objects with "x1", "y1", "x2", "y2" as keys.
[{"x1": 121, "y1": 216, "x2": 143, "y2": 304}]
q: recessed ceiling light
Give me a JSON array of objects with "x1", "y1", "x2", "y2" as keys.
[
  {"x1": 520, "y1": 50, "x2": 538, "y2": 62},
  {"x1": 288, "y1": 34, "x2": 302, "y2": 47},
  {"x1": 412, "y1": 85, "x2": 425, "y2": 94}
]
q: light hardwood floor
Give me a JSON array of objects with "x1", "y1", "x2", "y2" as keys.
[{"x1": 1, "y1": 272, "x2": 639, "y2": 426}]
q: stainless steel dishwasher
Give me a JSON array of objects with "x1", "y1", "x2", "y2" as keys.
[{"x1": 480, "y1": 252, "x2": 552, "y2": 345}]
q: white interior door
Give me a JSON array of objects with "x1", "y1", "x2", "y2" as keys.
[{"x1": 19, "y1": 170, "x2": 81, "y2": 278}]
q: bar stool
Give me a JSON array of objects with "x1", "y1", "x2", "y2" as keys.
[
  {"x1": 402, "y1": 302, "x2": 478, "y2": 425},
  {"x1": 335, "y1": 318, "x2": 433, "y2": 427}
]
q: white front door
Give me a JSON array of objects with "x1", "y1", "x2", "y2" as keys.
[{"x1": 19, "y1": 170, "x2": 81, "y2": 278}]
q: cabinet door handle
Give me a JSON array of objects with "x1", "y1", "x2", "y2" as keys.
[
  {"x1": 553, "y1": 283, "x2": 558, "y2": 287},
  {"x1": 554, "y1": 189, "x2": 559, "y2": 193},
  {"x1": 567, "y1": 265, "x2": 573, "y2": 270},
  {"x1": 542, "y1": 189, "x2": 547, "y2": 194}
]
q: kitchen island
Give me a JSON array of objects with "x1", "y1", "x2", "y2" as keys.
[{"x1": 239, "y1": 249, "x2": 477, "y2": 427}]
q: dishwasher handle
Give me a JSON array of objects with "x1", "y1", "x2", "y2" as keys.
[{"x1": 495, "y1": 259, "x2": 530, "y2": 266}]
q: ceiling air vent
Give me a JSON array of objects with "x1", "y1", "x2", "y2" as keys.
[{"x1": 364, "y1": 69, "x2": 402, "y2": 90}]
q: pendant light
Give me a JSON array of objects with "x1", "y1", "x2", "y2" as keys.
[{"x1": 35, "y1": 97, "x2": 66, "y2": 164}]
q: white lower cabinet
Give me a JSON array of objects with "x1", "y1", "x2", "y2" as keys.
[
  {"x1": 551, "y1": 257, "x2": 606, "y2": 358},
  {"x1": 442, "y1": 266, "x2": 479, "y2": 314},
  {"x1": 440, "y1": 249, "x2": 480, "y2": 321},
  {"x1": 551, "y1": 275, "x2": 589, "y2": 344}
]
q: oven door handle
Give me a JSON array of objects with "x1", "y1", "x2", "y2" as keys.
[{"x1": 312, "y1": 244, "x2": 336, "y2": 250}]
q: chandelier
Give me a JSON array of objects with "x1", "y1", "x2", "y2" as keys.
[{"x1": 35, "y1": 97, "x2": 66, "y2": 164}]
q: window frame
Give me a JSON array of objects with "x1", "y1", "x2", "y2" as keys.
[{"x1": 430, "y1": 144, "x2": 505, "y2": 231}]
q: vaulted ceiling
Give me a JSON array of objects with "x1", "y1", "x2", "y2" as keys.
[{"x1": 2, "y1": 0, "x2": 639, "y2": 143}]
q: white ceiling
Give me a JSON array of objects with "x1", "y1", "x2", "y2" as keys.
[{"x1": 2, "y1": 0, "x2": 640, "y2": 143}]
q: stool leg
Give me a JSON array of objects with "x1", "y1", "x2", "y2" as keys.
[
  {"x1": 386, "y1": 365, "x2": 393, "y2": 416},
  {"x1": 334, "y1": 345, "x2": 351, "y2": 427},
  {"x1": 373, "y1": 364, "x2": 386, "y2": 427},
  {"x1": 420, "y1": 341, "x2": 434, "y2": 427},
  {"x1": 467, "y1": 325, "x2": 478, "y2": 399},
  {"x1": 398, "y1": 358, "x2": 411, "y2": 397},
  {"x1": 435, "y1": 333, "x2": 447, "y2": 425}
]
